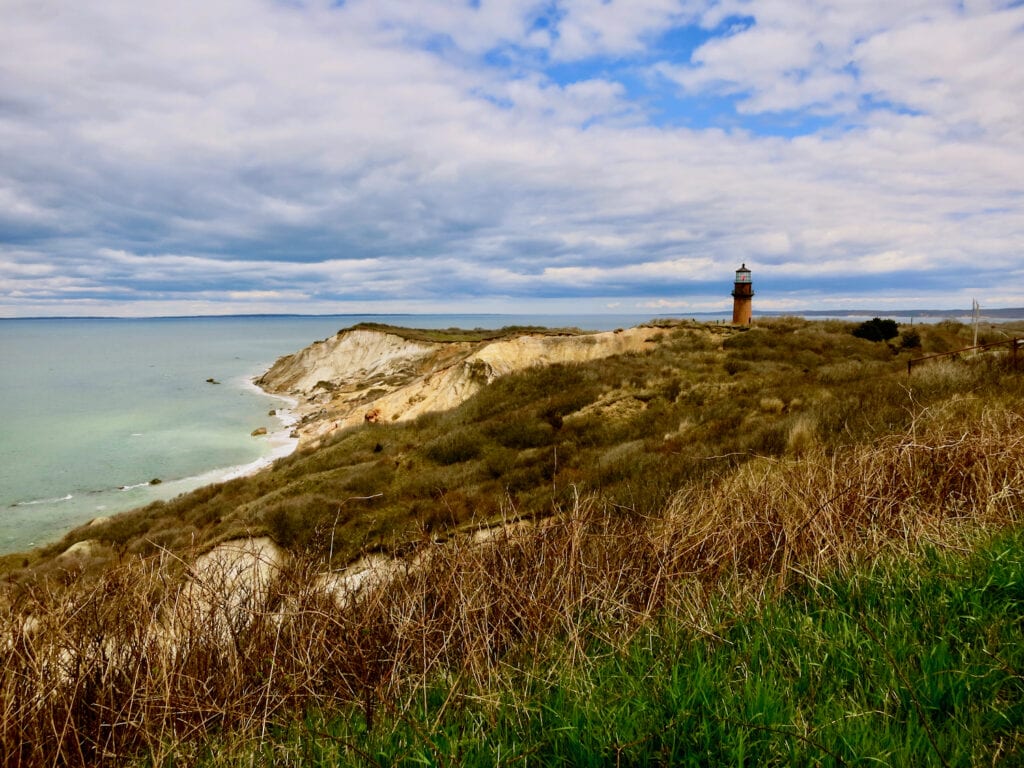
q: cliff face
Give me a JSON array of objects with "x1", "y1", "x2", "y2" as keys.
[
  {"x1": 257, "y1": 329, "x2": 463, "y2": 395},
  {"x1": 258, "y1": 325, "x2": 665, "y2": 446}
]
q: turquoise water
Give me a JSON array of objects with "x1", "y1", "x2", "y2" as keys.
[{"x1": 0, "y1": 314, "x2": 655, "y2": 553}]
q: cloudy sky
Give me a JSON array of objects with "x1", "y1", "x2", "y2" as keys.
[{"x1": 1, "y1": 0, "x2": 1023, "y2": 317}]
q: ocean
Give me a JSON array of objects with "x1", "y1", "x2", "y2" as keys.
[{"x1": 0, "y1": 314, "x2": 658, "y2": 554}]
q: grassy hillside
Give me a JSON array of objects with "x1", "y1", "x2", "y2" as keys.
[
  {"x1": 9, "y1": 316, "x2": 1018, "y2": 580},
  {"x1": 2, "y1": 317, "x2": 1023, "y2": 765},
  {"x1": 206, "y1": 525, "x2": 1024, "y2": 766}
]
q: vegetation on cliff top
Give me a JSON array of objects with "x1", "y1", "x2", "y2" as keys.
[
  {"x1": 9, "y1": 316, "x2": 1017, "y2": 579},
  {"x1": 2, "y1": 317, "x2": 1024, "y2": 765},
  {"x1": 341, "y1": 322, "x2": 588, "y2": 344}
]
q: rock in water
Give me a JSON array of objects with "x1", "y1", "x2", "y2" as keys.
[{"x1": 251, "y1": 427, "x2": 268, "y2": 437}]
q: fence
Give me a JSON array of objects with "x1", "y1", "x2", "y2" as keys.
[{"x1": 908, "y1": 337, "x2": 1022, "y2": 375}]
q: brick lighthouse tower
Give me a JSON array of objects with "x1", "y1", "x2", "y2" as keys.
[{"x1": 731, "y1": 263, "x2": 753, "y2": 324}]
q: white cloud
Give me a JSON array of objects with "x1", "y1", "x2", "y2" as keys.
[
  {"x1": 669, "y1": 0, "x2": 1024, "y2": 138},
  {"x1": 546, "y1": 0, "x2": 699, "y2": 60},
  {"x1": 856, "y1": 6, "x2": 1024, "y2": 137},
  {"x1": 0, "y1": 1, "x2": 1022, "y2": 316}
]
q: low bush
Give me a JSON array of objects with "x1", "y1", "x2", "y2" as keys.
[
  {"x1": 487, "y1": 417, "x2": 555, "y2": 449},
  {"x1": 423, "y1": 428, "x2": 484, "y2": 465},
  {"x1": 743, "y1": 419, "x2": 790, "y2": 456},
  {"x1": 261, "y1": 493, "x2": 338, "y2": 549},
  {"x1": 900, "y1": 327, "x2": 922, "y2": 348},
  {"x1": 852, "y1": 317, "x2": 899, "y2": 342}
]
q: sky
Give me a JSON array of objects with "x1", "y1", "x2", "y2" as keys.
[{"x1": 1, "y1": 0, "x2": 1023, "y2": 318}]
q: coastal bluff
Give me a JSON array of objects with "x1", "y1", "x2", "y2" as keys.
[{"x1": 257, "y1": 323, "x2": 667, "y2": 447}]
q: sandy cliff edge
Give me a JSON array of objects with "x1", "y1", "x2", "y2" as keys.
[{"x1": 257, "y1": 325, "x2": 666, "y2": 447}]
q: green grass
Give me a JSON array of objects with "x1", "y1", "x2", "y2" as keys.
[{"x1": 208, "y1": 527, "x2": 1024, "y2": 767}]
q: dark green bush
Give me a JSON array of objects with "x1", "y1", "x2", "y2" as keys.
[
  {"x1": 852, "y1": 317, "x2": 899, "y2": 342},
  {"x1": 900, "y1": 328, "x2": 922, "y2": 348}
]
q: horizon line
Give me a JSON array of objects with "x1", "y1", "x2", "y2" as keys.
[{"x1": 3, "y1": 308, "x2": 1023, "y2": 322}]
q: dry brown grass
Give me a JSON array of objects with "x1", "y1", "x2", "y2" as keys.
[
  {"x1": 665, "y1": 405, "x2": 1024, "y2": 596},
  {"x1": 2, "y1": 403, "x2": 1023, "y2": 766}
]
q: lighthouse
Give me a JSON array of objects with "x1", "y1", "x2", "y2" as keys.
[{"x1": 731, "y1": 264, "x2": 753, "y2": 324}]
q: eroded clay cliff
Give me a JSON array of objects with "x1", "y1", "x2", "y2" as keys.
[{"x1": 257, "y1": 325, "x2": 666, "y2": 446}]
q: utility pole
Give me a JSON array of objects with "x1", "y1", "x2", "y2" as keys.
[{"x1": 972, "y1": 298, "x2": 980, "y2": 350}]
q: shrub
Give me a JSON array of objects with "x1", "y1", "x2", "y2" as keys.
[
  {"x1": 488, "y1": 418, "x2": 555, "y2": 450},
  {"x1": 342, "y1": 460, "x2": 396, "y2": 494},
  {"x1": 502, "y1": 461, "x2": 548, "y2": 493},
  {"x1": 482, "y1": 446, "x2": 518, "y2": 479},
  {"x1": 816, "y1": 359, "x2": 891, "y2": 385},
  {"x1": 852, "y1": 317, "x2": 899, "y2": 342},
  {"x1": 900, "y1": 327, "x2": 922, "y2": 349},
  {"x1": 424, "y1": 428, "x2": 484, "y2": 465},
  {"x1": 909, "y1": 359, "x2": 976, "y2": 397},
  {"x1": 724, "y1": 359, "x2": 748, "y2": 376},
  {"x1": 262, "y1": 494, "x2": 338, "y2": 549},
  {"x1": 786, "y1": 415, "x2": 818, "y2": 455},
  {"x1": 744, "y1": 421, "x2": 789, "y2": 456}
]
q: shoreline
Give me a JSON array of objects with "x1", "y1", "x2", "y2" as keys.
[
  {"x1": 1, "y1": 371, "x2": 302, "y2": 556},
  {"x1": 223, "y1": 380, "x2": 300, "y2": 482},
  {"x1": 104, "y1": 378, "x2": 303, "y2": 502}
]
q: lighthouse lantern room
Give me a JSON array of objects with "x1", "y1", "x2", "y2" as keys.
[{"x1": 731, "y1": 263, "x2": 753, "y2": 325}]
